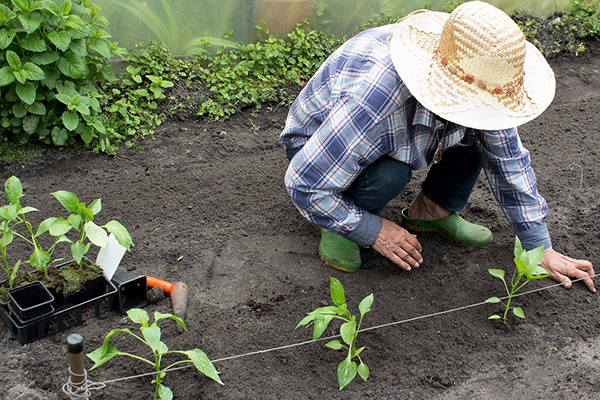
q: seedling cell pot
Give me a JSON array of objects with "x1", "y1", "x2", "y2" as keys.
[
  {"x1": 0, "y1": 261, "x2": 118, "y2": 345},
  {"x1": 111, "y1": 271, "x2": 148, "y2": 314},
  {"x1": 8, "y1": 281, "x2": 54, "y2": 321}
]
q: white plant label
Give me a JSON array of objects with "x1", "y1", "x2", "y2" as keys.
[{"x1": 95, "y1": 233, "x2": 127, "y2": 280}]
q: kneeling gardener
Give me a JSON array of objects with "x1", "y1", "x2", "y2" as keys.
[{"x1": 280, "y1": 2, "x2": 595, "y2": 292}]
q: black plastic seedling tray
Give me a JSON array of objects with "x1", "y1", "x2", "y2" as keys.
[{"x1": 0, "y1": 276, "x2": 117, "y2": 345}]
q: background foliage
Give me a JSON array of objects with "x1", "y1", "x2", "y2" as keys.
[{"x1": 0, "y1": 0, "x2": 599, "y2": 156}]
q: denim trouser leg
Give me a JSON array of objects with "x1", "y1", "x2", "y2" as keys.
[
  {"x1": 421, "y1": 143, "x2": 482, "y2": 213},
  {"x1": 343, "y1": 156, "x2": 412, "y2": 215},
  {"x1": 286, "y1": 143, "x2": 480, "y2": 216},
  {"x1": 287, "y1": 147, "x2": 412, "y2": 215}
]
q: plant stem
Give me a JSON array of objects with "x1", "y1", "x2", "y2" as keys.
[{"x1": 153, "y1": 352, "x2": 161, "y2": 400}]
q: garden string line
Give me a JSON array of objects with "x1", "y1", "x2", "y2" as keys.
[{"x1": 67, "y1": 273, "x2": 597, "y2": 394}]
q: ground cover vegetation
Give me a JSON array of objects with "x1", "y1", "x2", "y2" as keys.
[{"x1": 1, "y1": 0, "x2": 599, "y2": 159}]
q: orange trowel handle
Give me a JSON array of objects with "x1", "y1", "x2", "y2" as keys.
[{"x1": 145, "y1": 275, "x2": 174, "y2": 294}]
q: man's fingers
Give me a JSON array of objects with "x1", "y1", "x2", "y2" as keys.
[
  {"x1": 572, "y1": 267, "x2": 596, "y2": 293},
  {"x1": 387, "y1": 251, "x2": 413, "y2": 271},
  {"x1": 406, "y1": 234, "x2": 422, "y2": 252},
  {"x1": 554, "y1": 274, "x2": 572, "y2": 289}
]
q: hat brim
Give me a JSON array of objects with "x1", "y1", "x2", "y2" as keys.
[{"x1": 390, "y1": 11, "x2": 556, "y2": 130}]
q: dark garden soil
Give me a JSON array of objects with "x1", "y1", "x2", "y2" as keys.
[{"x1": 1, "y1": 41, "x2": 600, "y2": 400}]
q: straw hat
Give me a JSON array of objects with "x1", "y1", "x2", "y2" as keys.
[{"x1": 390, "y1": 1, "x2": 555, "y2": 130}]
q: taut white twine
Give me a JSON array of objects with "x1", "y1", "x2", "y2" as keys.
[{"x1": 82, "y1": 274, "x2": 596, "y2": 388}]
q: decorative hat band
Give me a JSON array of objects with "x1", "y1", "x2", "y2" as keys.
[{"x1": 433, "y1": 49, "x2": 525, "y2": 96}]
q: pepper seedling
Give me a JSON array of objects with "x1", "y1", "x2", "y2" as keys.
[
  {"x1": 485, "y1": 237, "x2": 549, "y2": 323},
  {"x1": 88, "y1": 308, "x2": 223, "y2": 400},
  {"x1": 296, "y1": 276, "x2": 373, "y2": 390}
]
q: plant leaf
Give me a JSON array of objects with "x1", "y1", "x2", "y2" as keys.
[
  {"x1": 58, "y1": 52, "x2": 87, "y2": 78},
  {"x1": 6, "y1": 50, "x2": 21, "y2": 71},
  {"x1": 357, "y1": 362, "x2": 369, "y2": 382},
  {"x1": 513, "y1": 307, "x2": 525, "y2": 319},
  {"x1": 20, "y1": 33, "x2": 47, "y2": 52},
  {"x1": 358, "y1": 293, "x2": 373, "y2": 317},
  {"x1": 16, "y1": 81, "x2": 36, "y2": 105},
  {"x1": 325, "y1": 340, "x2": 344, "y2": 350},
  {"x1": 52, "y1": 190, "x2": 79, "y2": 211},
  {"x1": 488, "y1": 268, "x2": 505, "y2": 279},
  {"x1": 527, "y1": 244, "x2": 545, "y2": 267},
  {"x1": 488, "y1": 314, "x2": 502, "y2": 320},
  {"x1": 62, "y1": 110, "x2": 79, "y2": 131},
  {"x1": 0, "y1": 66, "x2": 15, "y2": 86},
  {"x1": 127, "y1": 308, "x2": 149, "y2": 327},
  {"x1": 49, "y1": 217, "x2": 72, "y2": 236},
  {"x1": 19, "y1": 13, "x2": 42, "y2": 33},
  {"x1": 514, "y1": 256, "x2": 528, "y2": 277},
  {"x1": 525, "y1": 265, "x2": 550, "y2": 280},
  {"x1": 84, "y1": 220, "x2": 108, "y2": 247},
  {"x1": 329, "y1": 276, "x2": 345, "y2": 307},
  {"x1": 27, "y1": 101, "x2": 46, "y2": 115},
  {"x1": 36, "y1": 217, "x2": 57, "y2": 236},
  {"x1": 67, "y1": 213, "x2": 82, "y2": 229},
  {"x1": 514, "y1": 236, "x2": 524, "y2": 257},
  {"x1": 0, "y1": 28, "x2": 16, "y2": 50},
  {"x1": 157, "y1": 384, "x2": 173, "y2": 400},
  {"x1": 340, "y1": 319, "x2": 356, "y2": 346},
  {"x1": 88, "y1": 198, "x2": 102, "y2": 215},
  {"x1": 140, "y1": 325, "x2": 162, "y2": 354},
  {"x1": 4, "y1": 176, "x2": 23, "y2": 203},
  {"x1": 19, "y1": 206, "x2": 39, "y2": 215},
  {"x1": 22, "y1": 62, "x2": 45, "y2": 81},
  {"x1": 71, "y1": 241, "x2": 88, "y2": 264},
  {"x1": 337, "y1": 357, "x2": 357, "y2": 390},
  {"x1": 154, "y1": 311, "x2": 187, "y2": 331},
  {"x1": 51, "y1": 127, "x2": 68, "y2": 146},
  {"x1": 104, "y1": 220, "x2": 133, "y2": 250},
  {"x1": 22, "y1": 115, "x2": 40, "y2": 134},
  {"x1": 29, "y1": 246, "x2": 50, "y2": 270},
  {"x1": 485, "y1": 296, "x2": 502, "y2": 304},
  {"x1": 31, "y1": 52, "x2": 60, "y2": 65},
  {"x1": 59, "y1": 0, "x2": 72, "y2": 16},
  {"x1": 0, "y1": 230, "x2": 14, "y2": 247},
  {"x1": 48, "y1": 30, "x2": 71, "y2": 52},
  {"x1": 313, "y1": 313, "x2": 334, "y2": 340},
  {"x1": 182, "y1": 349, "x2": 223, "y2": 384},
  {"x1": 87, "y1": 343, "x2": 123, "y2": 370},
  {"x1": 354, "y1": 346, "x2": 366, "y2": 357},
  {"x1": 0, "y1": 5, "x2": 17, "y2": 24}
]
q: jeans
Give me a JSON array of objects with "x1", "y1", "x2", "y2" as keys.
[{"x1": 286, "y1": 143, "x2": 481, "y2": 215}]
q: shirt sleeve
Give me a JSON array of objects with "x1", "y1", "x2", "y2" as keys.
[
  {"x1": 475, "y1": 127, "x2": 552, "y2": 251},
  {"x1": 284, "y1": 96, "x2": 390, "y2": 247}
]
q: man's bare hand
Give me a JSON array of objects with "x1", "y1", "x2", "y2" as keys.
[
  {"x1": 372, "y1": 218, "x2": 423, "y2": 271},
  {"x1": 542, "y1": 248, "x2": 596, "y2": 293}
]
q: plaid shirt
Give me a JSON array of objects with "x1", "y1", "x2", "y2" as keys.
[{"x1": 281, "y1": 25, "x2": 551, "y2": 251}]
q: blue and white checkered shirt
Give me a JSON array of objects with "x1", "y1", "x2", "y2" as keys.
[{"x1": 281, "y1": 24, "x2": 551, "y2": 251}]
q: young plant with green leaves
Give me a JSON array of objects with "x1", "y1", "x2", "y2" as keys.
[
  {"x1": 0, "y1": 176, "x2": 65, "y2": 285},
  {"x1": 88, "y1": 308, "x2": 223, "y2": 400},
  {"x1": 296, "y1": 277, "x2": 373, "y2": 390},
  {"x1": 485, "y1": 237, "x2": 549, "y2": 322},
  {"x1": 44, "y1": 190, "x2": 132, "y2": 265}
]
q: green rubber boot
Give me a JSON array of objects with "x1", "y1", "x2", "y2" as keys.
[
  {"x1": 400, "y1": 208, "x2": 492, "y2": 248},
  {"x1": 319, "y1": 229, "x2": 362, "y2": 272}
]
